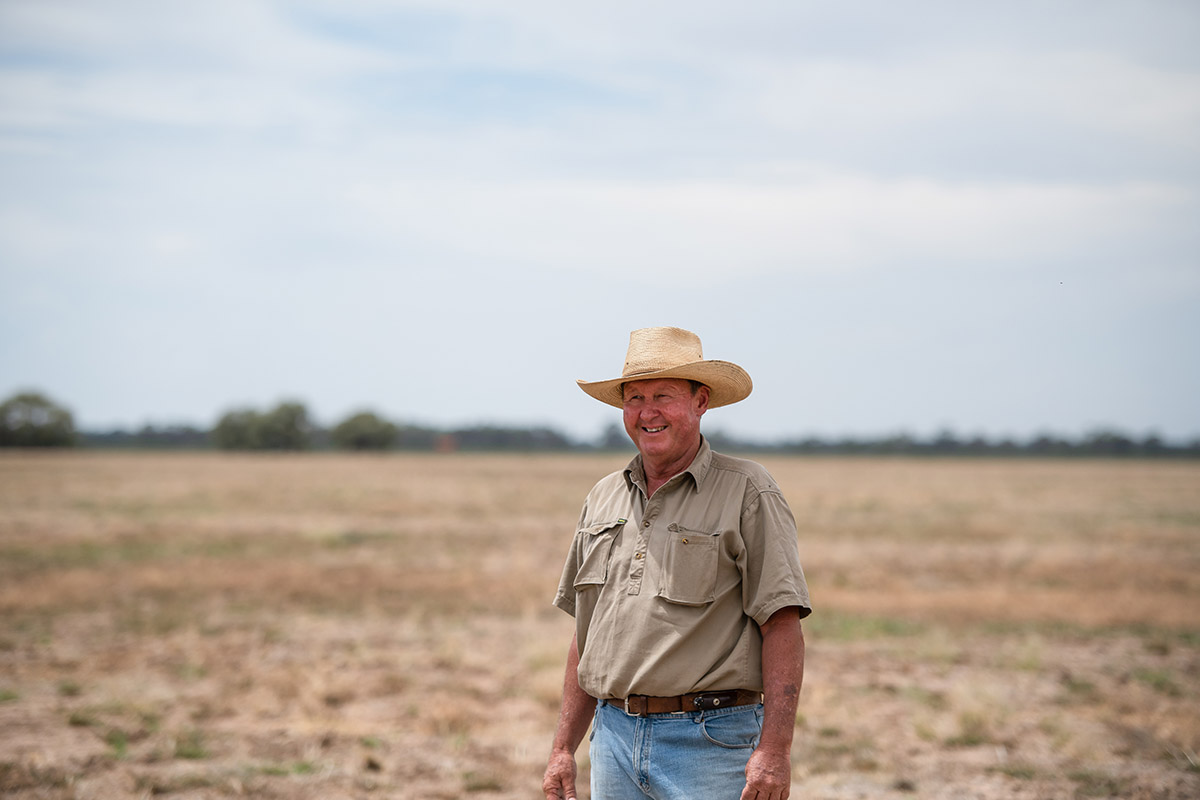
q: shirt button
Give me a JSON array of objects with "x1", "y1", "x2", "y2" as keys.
[
  {"x1": 635, "y1": 552, "x2": 644, "y2": 560},
  {"x1": 643, "y1": 521, "x2": 651, "y2": 528}
]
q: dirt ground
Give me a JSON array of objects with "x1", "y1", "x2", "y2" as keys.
[{"x1": 1, "y1": 452, "x2": 1198, "y2": 799}]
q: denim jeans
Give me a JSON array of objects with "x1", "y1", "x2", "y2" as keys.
[{"x1": 590, "y1": 699, "x2": 763, "y2": 799}]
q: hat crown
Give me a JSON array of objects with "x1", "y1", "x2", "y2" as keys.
[
  {"x1": 577, "y1": 326, "x2": 751, "y2": 409},
  {"x1": 622, "y1": 327, "x2": 703, "y2": 378}
]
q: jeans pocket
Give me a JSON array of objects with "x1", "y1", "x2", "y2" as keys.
[{"x1": 699, "y1": 708, "x2": 762, "y2": 750}]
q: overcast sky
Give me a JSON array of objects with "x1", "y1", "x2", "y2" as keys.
[{"x1": 2, "y1": 0, "x2": 1198, "y2": 444}]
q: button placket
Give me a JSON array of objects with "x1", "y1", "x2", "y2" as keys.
[{"x1": 627, "y1": 506, "x2": 654, "y2": 595}]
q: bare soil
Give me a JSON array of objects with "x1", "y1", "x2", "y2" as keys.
[{"x1": 1, "y1": 452, "x2": 1197, "y2": 799}]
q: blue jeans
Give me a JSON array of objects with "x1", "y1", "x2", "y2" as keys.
[{"x1": 590, "y1": 699, "x2": 763, "y2": 799}]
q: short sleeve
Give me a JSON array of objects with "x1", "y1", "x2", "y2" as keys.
[
  {"x1": 552, "y1": 501, "x2": 589, "y2": 617},
  {"x1": 739, "y1": 487, "x2": 811, "y2": 626}
]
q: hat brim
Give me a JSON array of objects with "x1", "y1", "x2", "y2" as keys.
[{"x1": 577, "y1": 360, "x2": 753, "y2": 409}]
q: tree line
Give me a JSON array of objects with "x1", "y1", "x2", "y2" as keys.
[{"x1": 3, "y1": 390, "x2": 1198, "y2": 457}]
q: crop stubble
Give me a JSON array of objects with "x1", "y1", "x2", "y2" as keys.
[{"x1": 1, "y1": 452, "x2": 1197, "y2": 799}]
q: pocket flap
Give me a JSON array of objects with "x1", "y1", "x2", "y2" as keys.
[
  {"x1": 581, "y1": 519, "x2": 626, "y2": 536},
  {"x1": 658, "y1": 523, "x2": 720, "y2": 605},
  {"x1": 573, "y1": 519, "x2": 625, "y2": 588}
]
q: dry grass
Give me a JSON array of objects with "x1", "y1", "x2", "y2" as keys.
[{"x1": 1, "y1": 451, "x2": 1198, "y2": 799}]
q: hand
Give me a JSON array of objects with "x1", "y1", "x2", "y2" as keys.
[
  {"x1": 542, "y1": 749, "x2": 578, "y2": 800},
  {"x1": 741, "y1": 746, "x2": 791, "y2": 800}
]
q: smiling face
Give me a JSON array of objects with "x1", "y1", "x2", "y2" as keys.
[{"x1": 622, "y1": 378, "x2": 710, "y2": 477}]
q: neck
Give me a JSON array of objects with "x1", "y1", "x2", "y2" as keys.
[{"x1": 641, "y1": 437, "x2": 702, "y2": 496}]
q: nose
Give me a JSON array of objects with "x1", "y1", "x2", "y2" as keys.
[{"x1": 639, "y1": 401, "x2": 665, "y2": 418}]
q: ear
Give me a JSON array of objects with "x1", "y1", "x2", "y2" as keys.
[{"x1": 693, "y1": 384, "x2": 711, "y2": 416}]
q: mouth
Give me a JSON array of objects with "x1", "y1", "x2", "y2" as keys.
[{"x1": 642, "y1": 426, "x2": 667, "y2": 434}]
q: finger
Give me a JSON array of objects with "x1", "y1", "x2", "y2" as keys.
[{"x1": 544, "y1": 776, "x2": 567, "y2": 800}]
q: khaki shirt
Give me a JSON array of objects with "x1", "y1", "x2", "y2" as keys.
[{"x1": 554, "y1": 438, "x2": 811, "y2": 699}]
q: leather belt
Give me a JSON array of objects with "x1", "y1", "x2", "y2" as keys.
[{"x1": 616, "y1": 689, "x2": 762, "y2": 717}]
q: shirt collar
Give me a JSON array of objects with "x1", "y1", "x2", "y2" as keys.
[{"x1": 624, "y1": 436, "x2": 713, "y2": 495}]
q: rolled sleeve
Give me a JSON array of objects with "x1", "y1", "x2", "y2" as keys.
[
  {"x1": 740, "y1": 488, "x2": 811, "y2": 626},
  {"x1": 552, "y1": 503, "x2": 588, "y2": 617}
]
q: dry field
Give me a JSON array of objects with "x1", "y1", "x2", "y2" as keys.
[{"x1": 1, "y1": 451, "x2": 1198, "y2": 800}]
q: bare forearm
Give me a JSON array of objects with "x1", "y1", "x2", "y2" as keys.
[
  {"x1": 550, "y1": 633, "x2": 594, "y2": 753},
  {"x1": 544, "y1": 634, "x2": 594, "y2": 800},
  {"x1": 741, "y1": 608, "x2": 804, "y2": 798},
  {"x1": 759, "y1": 607, "x2": 805, "y2": 754}
]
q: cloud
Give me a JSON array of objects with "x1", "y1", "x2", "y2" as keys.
[
  {"x1": 340, "y1": 174, "x2": 1193, "y2": 284},
  {"x1": 1, "y1": 1, "x2": 1197, "y2": 438}
]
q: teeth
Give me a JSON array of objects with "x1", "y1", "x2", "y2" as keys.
[{"x1": 644, "y1": 426, "x2": 667, "y2": 433}]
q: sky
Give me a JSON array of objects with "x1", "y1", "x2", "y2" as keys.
[{"x1": 2, "y1": 0, "x2": 1198, "y2": 444}]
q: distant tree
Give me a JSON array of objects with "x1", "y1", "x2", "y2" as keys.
[
  {"x1": 211, "y1": 402, "x2": 312, "y2": 450},
  {"x1": 964, "y1": 436, "x2": 991, "y2": 455},
  {"x1": 0, "y1": 391, "x2": 76, "y2": 447},
  {"x1": 1028, "y1": 433, "x2": 1071, "y2": 457},
  {"x1": 258, "y1": 402, "x2": 312, "y2": 450},
  {"x1": 1140, "y1": 433, "x2": 1166, "y2": 456},
  {"x1": 396, "y1": 424, "x2": 440, "y2": 450},
  {"x1": 993, "y1": 438, "x2": 1020, "y2": 455},
  {"x1": 80, "y1": 424, "x2": 210, "y2": 449},
  {"x1": 705, "y1": 429, "x2": 743, "y2": 451},
  {"x1": 1083, "y1": 429, "x2": 1135, "y2": 457},
  {"x1": 454, "y1": 425, "x2": 573, "y2": 451},
  {"x1": 598, "y1": 422, "x2": 629, "y2": 450},
  {"x1": 331, "y1": 411, "x2": 399, "y2": 451},
  {"x1": 211, "y1": 408, "x2": 262, "y2": 450},
  {"x1": 930, "y1": 429, "x2": 961, "y2": 454},
  {"x1": 878, "y1": 433, "x2": 916, "y2": 454}
]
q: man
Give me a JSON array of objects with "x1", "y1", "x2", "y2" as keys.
[{"x1": 543, "y1": 327, "x2": 811, "y2": 800}]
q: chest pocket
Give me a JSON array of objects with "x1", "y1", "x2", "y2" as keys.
[
  {"x1": 573, "y1": 520, "x2": 624, "y2": 590},
  {"x1": 657, "y1": 523, "x2": 721, "y2": 606}
]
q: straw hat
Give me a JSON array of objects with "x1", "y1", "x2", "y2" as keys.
[{"x1": 577, "y1": 327, "x2": 753, "y2": 409}]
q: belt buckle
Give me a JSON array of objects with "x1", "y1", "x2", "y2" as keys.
[{"x1": 622, "y1": 696, "x2": 645, "y2": 717}]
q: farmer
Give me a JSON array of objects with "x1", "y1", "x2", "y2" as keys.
[{"x1": 543, "y1": 326, "x2": 812, "y2": 800}]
